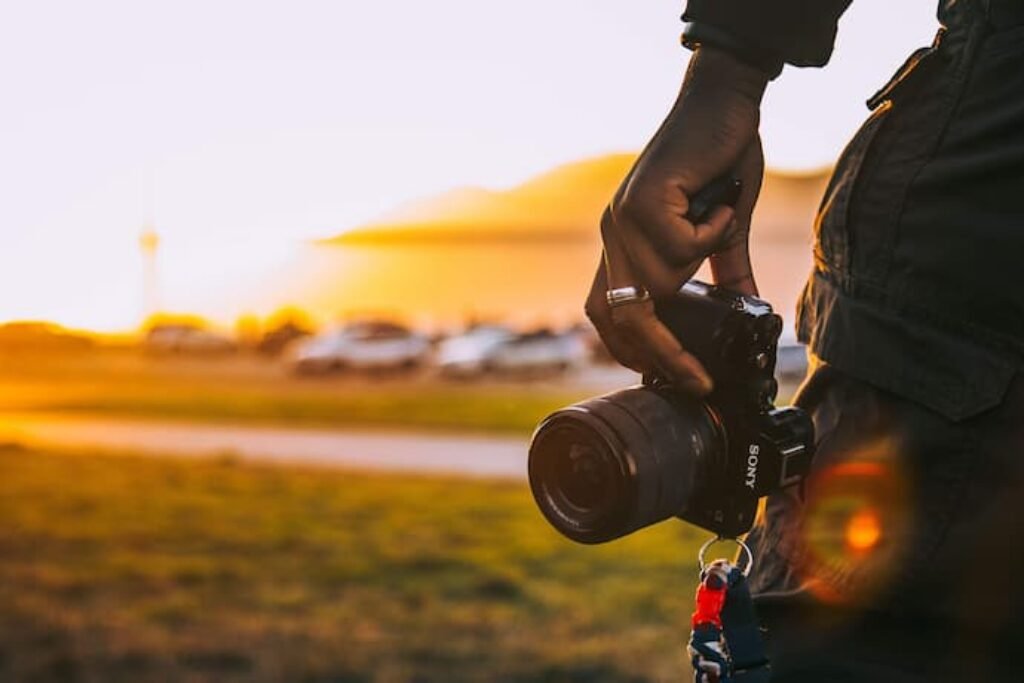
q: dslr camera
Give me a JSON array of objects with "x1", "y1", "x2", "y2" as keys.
[{"x1": 528, "y1": 280, "x2": 815, "y2": 543}]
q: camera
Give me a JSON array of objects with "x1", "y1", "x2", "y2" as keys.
[{"x1": 528, "y1": 280, "x2": 815, "y2": 543}]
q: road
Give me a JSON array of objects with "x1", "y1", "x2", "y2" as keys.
[{"x1": 0, "y1": 412, "x2": 529, "y2": 480}]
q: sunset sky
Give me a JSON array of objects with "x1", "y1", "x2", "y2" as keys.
[{"x1": 0, "y1": 1, "x2": 938, "y2": 331}]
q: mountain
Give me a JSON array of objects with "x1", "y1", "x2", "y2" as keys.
[{"x1": 324, "y1": 153, "x2": 830, "y2": 245}]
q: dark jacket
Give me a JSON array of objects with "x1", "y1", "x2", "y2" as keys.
[
  {"x1": 683, "y1": 0, "x2": 1024, "y2": 420},
  {"x1": 683, "y1": 0, "x2": 852, "y2": 70}
]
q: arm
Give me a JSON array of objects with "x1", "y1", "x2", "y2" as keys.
[{"x1": 586, "y1": 2, "x2": 853, "y2": 395}]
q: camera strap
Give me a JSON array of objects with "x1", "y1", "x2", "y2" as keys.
[{"x1": 688, "y1": 542, "x2": 771, "y2": 682}]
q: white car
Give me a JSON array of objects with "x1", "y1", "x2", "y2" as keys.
[
  {"x1": 436, "y1": 325, "x2": 515, "y2": 377},
  {"x1": 775, "y1": 334, "x2": 809, "y2": 381},
  {"x1": 144, "y1": 324, "x2": 236, "y2": 354},
  {"x1": 290, "y1": 321, "x2": 431, "y2": 374},
  {"x1": 486, "y1": 329, "x2": 589, "y2": 376}
]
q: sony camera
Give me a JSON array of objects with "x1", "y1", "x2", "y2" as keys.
[{"x1": 527, "y1": 280, "x2": 815, "y2": 543}]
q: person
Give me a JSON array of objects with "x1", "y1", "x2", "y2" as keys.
[{"x1": 584, "y1": 1, "x2": 1024, "y2": 680}]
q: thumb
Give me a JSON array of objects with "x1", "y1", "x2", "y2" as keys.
[{"x1": 710, "y1": 138, "x2": 763, "y2": 297}]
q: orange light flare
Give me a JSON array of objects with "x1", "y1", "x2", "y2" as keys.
[
  {"x1": 797, "y1": 436, "x2": 913, "y2": 605},
  {"x1": 844, "y1": 507, "x2": 882, "y2": 553}
]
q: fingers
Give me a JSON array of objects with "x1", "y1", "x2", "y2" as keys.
[
  {"x1": 707, "y1": 203, "x2": 756, "y2": 296},
  {"x1": 584, "y1": 257, "x2": 645, "y2": 373},
  {"x1": 709, "y1": 238, "x2": 757, "y2": 296},
  {"x1": 692, "y1": 204, "x2": 740, "y2": 251},
  {"x1": 609, "y1": 299, "x2": 713, "y2": 395},
  {"x1": 601, "y1": 221, "x2": 714, "y2": 394},
  {"x1": 614, "y1": 176, "x2": 702, "y2": 267},
  {"x1": 613, "y1": 226, "x2": 697, "y2": 298},
  {"x1": 613, "y1": 179, "x2": 738, "y2": 286},
  {"x1": 598, "y1": 208, "x2": 632, "y2": 285},
  {"x1": 709, "y1": 139, "x2": 764, "y2": 297},
  {"x1": 593, "y1": 136, "x2": 767, "y2": 394}
]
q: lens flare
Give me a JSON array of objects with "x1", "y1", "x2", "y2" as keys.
[
  {"x1": 845, "y1": 508, "x2": 882, "y2": 552},
  {"x1": 798, "y1": 436, "x2": 910, "y2": 605}
]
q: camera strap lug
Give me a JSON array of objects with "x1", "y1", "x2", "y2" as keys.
[{"x1": 688, "y1": 539, "x2": 770, "y2": 682}]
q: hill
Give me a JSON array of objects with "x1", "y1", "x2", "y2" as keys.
[{"x1": 325, "y1": 154, "x2": 830, "y2": 245}]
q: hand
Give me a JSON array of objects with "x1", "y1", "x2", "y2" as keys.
[{"x1": 585, "y1": 47, "x2": 769, "y2": 395}]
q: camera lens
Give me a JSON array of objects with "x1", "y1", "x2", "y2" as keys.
[
  {"x1": 555, "y1": 442, "x2": 612, "y2": 511},
  {"x1": 528, "y1": 387, "x2": 722, "y2": 544},
  {"x1": 534, "y1": 421, "x2": 630, "y2": 534}
]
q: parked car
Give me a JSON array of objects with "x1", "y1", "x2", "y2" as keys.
[
  {"x1": 562, "y1": 322, "x2": 613, "y2": 364},
  {"x1": 485, "y1": 328, "x2": 589, "y2": 377},
  {"x1": 257, "y1": 320, "x2": 312, "y2": 356},
  {"x1": 775, "y1": 334, "x2": 809, "y2": 381},
  {"x1": 436, "y1": 324, "x2": 515, "y2": 377},
  {"x1": 144, "y1": 324, "x2": 236, "y2": 354},
  {"x1": 289, "y1": 321, "x2": 431, "y2": 374}
]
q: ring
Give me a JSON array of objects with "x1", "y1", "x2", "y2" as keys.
[
  {"x1": 605, "y1": 286, "x2": 651, "y2": 308},
  {"x1": 698, "y1": 536, "x2": 754, "y2": 577}
]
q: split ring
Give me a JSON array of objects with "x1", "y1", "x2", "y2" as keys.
[{"x1": 698, "y1": 536, "x2": 754, "y2": 577}]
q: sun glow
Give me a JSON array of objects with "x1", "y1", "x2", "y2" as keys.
[{"x1": 0, "y1": 1, "x2": 937, "y2": 331}]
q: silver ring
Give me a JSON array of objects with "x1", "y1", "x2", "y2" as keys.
[
  {"x1": 698, "y1": 536, "x2": 754, "y2": 577},
  {"x1": 605, "y1": 285, "x2": 651, "y2": 308}
]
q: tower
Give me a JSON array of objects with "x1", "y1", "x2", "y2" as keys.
[{"x1": 139, "y1": 225, "x2": 161, "y2": 323}]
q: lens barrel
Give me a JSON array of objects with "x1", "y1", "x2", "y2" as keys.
[{"x1": 527, "y1": 386, "x2": 722, "y2": 544}]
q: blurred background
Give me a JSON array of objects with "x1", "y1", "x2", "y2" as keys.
[{"x1": 0, "y1": 1, "x2": 938, "y2": 681}]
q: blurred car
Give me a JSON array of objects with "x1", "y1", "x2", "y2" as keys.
[
  {"x1": 256, "y1": 320, "x2": 312, "y2": 356},
  {"x1": 486, "y1": 328, "x2": 589, "y2": 376},
  {"x1": 775, "y1": 334, "x2": 809, "y2": 381},
  {"x1": 144, "y1": 324, "x2": 236, "y2": 354},
  {"x1": 289, "y1": 321, "x2": 431, "y2": 374},
  {"x1": 436, "y1": 324, "x2": 514, "y2": 377},
  {"x1": 562, "y1": 322, "x2": 615, "y2": 364}
]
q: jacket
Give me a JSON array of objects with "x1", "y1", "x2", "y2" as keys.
[{"x1": 682, "y1": 0, "x2": 1024, "y2": 420}]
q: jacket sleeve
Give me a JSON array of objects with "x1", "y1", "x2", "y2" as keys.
[{"x1": 682, "y1": 0, "x2": 853, "y2": 68}]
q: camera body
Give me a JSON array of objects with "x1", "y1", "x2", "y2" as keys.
[
  {"x1": 528, "y1": 280, "x2": 814, "y2": 543},
  {"x1": 652, "y1": 281, "x2": 813, "y2": 537}
]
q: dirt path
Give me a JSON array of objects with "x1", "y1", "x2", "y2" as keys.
[{"x1": 0, "y1": 412, "x2": 529, "y2": 480}]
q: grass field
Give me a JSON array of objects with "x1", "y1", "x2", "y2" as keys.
[
  {"x1": 0, "y1": 349, "x2": 600, "y2": 435},
  {"x1": 0, "y1": 445, "x2": 712, "y2": 683},
  {"x1": 0, "y1": 348, "x2": 797, "y2": 437}
]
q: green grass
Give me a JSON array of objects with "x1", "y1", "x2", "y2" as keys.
[
  {"x1": 0, "y1": 349, "x2": 595, "y2": 435},
  {"x1": 1, "y1": 349, "x2": 796, "y2": 437},
  {"x1": 40, "y1": 388, "x2": 579, "y2": 435},
  {"x1": 0, "y1": 445, "x2": 712, "y2": 682}
]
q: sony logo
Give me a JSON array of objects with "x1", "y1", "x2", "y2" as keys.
[{"x1": 746, "y1": 444, "x2": 760, "y2": 490}]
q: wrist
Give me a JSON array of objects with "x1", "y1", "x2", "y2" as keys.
[
  {"x1": 685, "y1": 46, "x2": 770, "y2": 105},
  {"x1": 681, "y1": 22, "x2": 784, "y2": 81}
]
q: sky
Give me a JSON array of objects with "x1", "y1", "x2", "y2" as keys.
[{"x1": 0, "y1": 1, "x2": 939, "y2": 330}]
